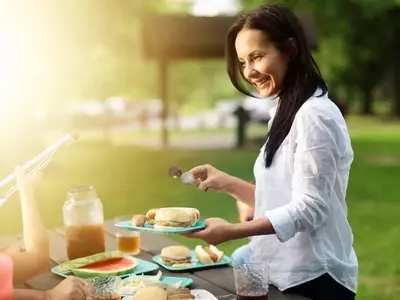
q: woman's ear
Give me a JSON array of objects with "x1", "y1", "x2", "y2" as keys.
[{"x1": 286, "y1": 38, "x2": 298, "y2": 61}]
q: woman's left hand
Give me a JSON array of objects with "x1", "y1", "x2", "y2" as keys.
[{"x1": 183, "y1": 218, "x2": 236, "y2": 245}]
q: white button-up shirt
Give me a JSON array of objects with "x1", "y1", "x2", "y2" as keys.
[{"x1": 251, "y1": 89, "x2": 358, "y2": 293}]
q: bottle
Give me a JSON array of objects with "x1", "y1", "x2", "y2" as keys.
[{"x1": 63, "y1": 186, "x2": 106, "y2": 260}]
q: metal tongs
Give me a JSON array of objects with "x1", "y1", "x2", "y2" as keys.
[
  {"x1": 168, "y1": 165, "x2": 198, "y2": 185},
  {"x1": 0, "y1": 132, "x2": 79, "y2": 207}
]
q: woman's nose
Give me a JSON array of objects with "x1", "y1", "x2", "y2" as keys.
[{"x1": 243, "y1": 64, "x2": 256, "y2": 81}]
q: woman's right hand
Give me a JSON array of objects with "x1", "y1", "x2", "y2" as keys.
[
  {"x1": 190, "y1": 164, "x2": 234, "y2": 193},
  {"x1": 45, "y1": 276, "x2": 91, "y2": 300}
]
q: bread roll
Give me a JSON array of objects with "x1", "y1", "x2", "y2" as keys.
[
  {"x1": 134, "y1": 286, "x2": 167, "y2": 300},
  {"x1": 132, "y1": 215, "x2": 146, "y2": 227},
  {"x1": 146, "y1": 208, "x2": 159, "y2": 225}
]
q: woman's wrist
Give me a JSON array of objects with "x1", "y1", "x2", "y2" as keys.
[{"x1": 222, "y1": 175, "x2": 240, "y2": 195}]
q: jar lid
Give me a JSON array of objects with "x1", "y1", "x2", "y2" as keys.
[{"x1": 68, "y1": 186, "x2": 97, "y2": 201}]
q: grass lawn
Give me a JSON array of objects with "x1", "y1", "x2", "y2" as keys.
[{"x1": 0, "y1": 116, "x2": 399, "y2": 299}]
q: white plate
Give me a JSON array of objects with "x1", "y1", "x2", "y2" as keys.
[
  {"x1": 191, "y1": 289, "x2": 219, "y2": 300},
  {"x1": 122, "y1": 289, "x2": 218, "y2": 300}
]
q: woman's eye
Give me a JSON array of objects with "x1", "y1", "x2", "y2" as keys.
[
  {"x1": 253, "y1": 55, "x2": 263, "y2": 61},
  {"x1": 240, "y1": 62, "x2": 246, "y2": 69}
]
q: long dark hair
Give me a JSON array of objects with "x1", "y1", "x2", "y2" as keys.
[{"x1": 226, "y1": 4, "x2": 328, "y2": 168}]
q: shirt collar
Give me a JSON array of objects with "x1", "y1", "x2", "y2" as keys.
[
  {"x1": 269, "y1": 104, "x2": 279, "y2": 119},
  {"x1": 268, "y1": 87, "x2": 327, "y2": 120}
]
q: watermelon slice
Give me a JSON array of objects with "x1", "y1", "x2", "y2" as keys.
[
  {"x1": 58, "y1": 251, "x2": 124, "y2": 272},
  {"x1": 71, "y1": 256, "x2": 138, "y2": 278}
]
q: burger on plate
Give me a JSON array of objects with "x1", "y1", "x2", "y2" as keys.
[
  {"x1": 195, "y1": 245, "x2": 224, "y2": 264},
  {"x1": 153, "y1": 208, "x2": 199, "y2": 229},
  {"x1": 160, "y1": 246, "x2": 192, "y2": 265}
]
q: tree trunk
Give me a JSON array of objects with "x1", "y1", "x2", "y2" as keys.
[
  {"x1": 391, "y1": 36, "x2": 400, "y2": 117},
  {"x1": 361, "y1": 86, "x2": 374, "y2": 115}
]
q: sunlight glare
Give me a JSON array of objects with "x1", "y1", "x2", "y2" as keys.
[{"x1": 0, "y1": 29, "x2": 19, "y2": 101}]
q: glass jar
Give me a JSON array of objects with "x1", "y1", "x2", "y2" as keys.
[{"x1": 63, "y1": 186, "x2": 106, "y2": 260}]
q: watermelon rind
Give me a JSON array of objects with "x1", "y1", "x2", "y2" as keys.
[
  {"x1": 71, "y1": 256, "x2": 138, "y2": 278},
  {"x1": 58, "y1": 251, "x2": 124, "y2": 272}
]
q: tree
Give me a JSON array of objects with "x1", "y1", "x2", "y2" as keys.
[{"x1": 241, "y1": 0, "x2": 400, "y2": 116}]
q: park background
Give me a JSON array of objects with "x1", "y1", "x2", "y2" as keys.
[{"x1": 0, "y1": 1, "x2": 399, "y2": 299}]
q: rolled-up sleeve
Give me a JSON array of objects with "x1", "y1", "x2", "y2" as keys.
[{"x1": 265, "y1": 106, "x2": 340, "y2": 242}]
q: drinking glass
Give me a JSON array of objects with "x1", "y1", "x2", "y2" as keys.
[
  {"x1": 233, "y1": 263, "x2": 269, "y2": 300},
  {"x1": 114, "y1": 215, "x2": 141, "y2": 256}
]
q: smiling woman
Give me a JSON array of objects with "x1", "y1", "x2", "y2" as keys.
[{"x1": 184, "y1": 4, "x2": 357, "y2": 300}]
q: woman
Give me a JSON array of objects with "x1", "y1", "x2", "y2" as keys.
[
  {"x1": 0, "y1": 166, "x2": 90, "y2": 299},
  {"x1": 184, "y1": 4, "x2": 357, "y2": 300}
]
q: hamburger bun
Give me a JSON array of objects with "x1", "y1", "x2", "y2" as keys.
[
  {"x1": 195, "y1": 245, "x2": 224, "y2": 264},
  {"x1": 154, "y1": 208, "x2": 198, "y2": 229},
  {"x1": 132, "y1": 214, "x2": 146, "y2": 227},
  {"x1": 160, "y1": 245, "x2": 191, "y2": 265},
  {"x1": 134, "y1": 286, "x2": 167, "y2": 300},
  {"x1": 146, "y1": 208, "x2": 159, "y2": 225}
]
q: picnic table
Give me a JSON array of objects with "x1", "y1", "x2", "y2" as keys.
[{"x1": 1, "y1": 217, "x2": 309, "y2": 300}]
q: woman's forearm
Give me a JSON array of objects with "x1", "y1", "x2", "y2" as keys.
[
  {"x1": 228, "y1": 217, "x2": 276, "y2": 240},
  {"x1": 225, "y1": 176, "x2": 255, "y2": 208},
  {"x1": 13, "y1": 289, "x2": 50, "y2": 300}
]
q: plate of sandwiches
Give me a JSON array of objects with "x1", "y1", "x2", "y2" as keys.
[
  {"x1": 152, "y1": 245, "x2": 232, "y2": 271},
  {"x1": 114, "y1": 207, "x2": 205, "y2": 235}
]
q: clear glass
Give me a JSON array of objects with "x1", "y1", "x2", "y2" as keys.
[
  {"x1": 233, "y1": 263, "x2": 269, "y2": 300},
  {"x1": 114, "y1": 215, "x2": 140, "y2": 256},
  {"x1": 87, "y1": 276, "x2": 121, "y2": 300},
  {"x1": 63, "y1": 186, "x2": 106, "y2": 260}
]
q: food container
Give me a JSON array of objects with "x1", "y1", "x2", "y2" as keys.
[{"x1": 63, "y1": 186, "x2": 106, "y2": 260}]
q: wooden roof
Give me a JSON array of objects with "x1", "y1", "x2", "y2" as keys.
[{"x1": 140, "y1": 13, "x2": 317, "y2": 60}]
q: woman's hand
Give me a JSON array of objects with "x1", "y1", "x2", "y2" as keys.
[
  {"x1": 183, "y1": 218, "x2": 236, "y2": 245},
  {"x1": 190, "y1": 164, "x2": 234, "y2": 192},
  {"x1": 45, "y1": 277, "x2": 91, "y2": 300}
]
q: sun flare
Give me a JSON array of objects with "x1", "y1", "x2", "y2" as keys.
[{"x1": 0, "y1": 29, "x2": 19, "y2": 100}]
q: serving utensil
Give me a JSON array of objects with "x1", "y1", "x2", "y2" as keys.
[{"x1": 168, "y1": 165, "x2": 197, "y2": 185}]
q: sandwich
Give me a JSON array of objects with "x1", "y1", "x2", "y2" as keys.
[
  {"x1": 195, "y1": 245, "x2": 224, "y2": 264},
  {"x1": 134, "y1": 286, "x2": 167, "y2": 300},
  {"x1": 146, "y1": 208, "x2": 159, "y2": 225},
  {"x1": 168, "y1": 288, "x2": 195, "y2": 300},
  {"x1": 160, "y1": 246, "x2": 192, "y2": 266},
  {"x1": 153, "y1": 208, "x2": 199, "y2": 229}
]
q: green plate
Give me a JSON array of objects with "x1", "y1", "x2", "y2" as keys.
[
  {"x1": 120, "y1": 275, "x2": 193, "y2": 297},
  {"x1": 152, "y1": 250, "x2": 232, "y2": 271},
  {"x1": 51, "y1": 257, "x2": 159, "y2": 278},
  {"x1": 114, "y1": 220, "x2": 206, "y2": 235}
]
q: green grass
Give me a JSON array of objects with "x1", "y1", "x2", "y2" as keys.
[{"x1": 1, "y1": 115, "x2": 400, "y2": 299}]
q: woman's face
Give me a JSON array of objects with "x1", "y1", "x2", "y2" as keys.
[{"x1": 235, "y1": 29, "x2": 289, "y2": 98}]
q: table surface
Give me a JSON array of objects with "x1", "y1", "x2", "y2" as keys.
[{"x1": 1, "y1": 217, "x2": 309, "y2": 299}]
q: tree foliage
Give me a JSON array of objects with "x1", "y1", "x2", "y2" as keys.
[{"x1": 241, "y1": 0, "x2": 400, "y2": 115}]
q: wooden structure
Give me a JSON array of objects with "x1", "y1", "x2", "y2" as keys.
[
  {"x1": 3, "y1": 216, "x2": 310, "y2": 299},
  {"x1": 139, "y1": 13, "x2": 317, "y2": 147}
]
